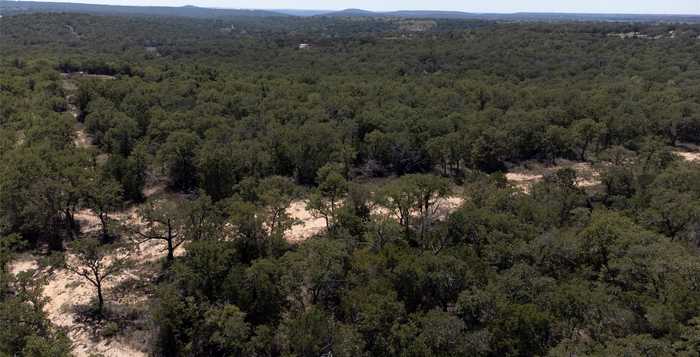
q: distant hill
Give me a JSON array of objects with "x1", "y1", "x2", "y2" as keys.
[
  {"x1": 0, "y1": 1, "x2": 287, "y2": 18},
  {"x1": 0, "y1": 2, "x2": 698, "y2": 23},
  {"x1": 386, "y1": 11, "x2": 484, "y2": 19},
  {"x1": 320, "y1": 8, "x2": 700, "y2": 23},
  {"x1": 322, "y1": 9, "x2": 483, "y2": 19},
  {"x1": 498, "y1": 12, "x2": 700, "y2": 23},
  {"x1": 323, "y1": 8, "x2": 378, "y2": 17},
  {"x1": 270, "y1": 9, "x2": 331, "y2": 16}
]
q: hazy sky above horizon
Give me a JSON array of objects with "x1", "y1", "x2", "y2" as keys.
[{"x1": 33, "y1": 0, "x2": 700, "y2": 14}]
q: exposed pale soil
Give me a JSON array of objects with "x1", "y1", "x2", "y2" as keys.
[
  {"x1": 285, "y1": 200, "x2": 327, "y2": 243},
  {"x1": 9, "y1": 202, "x2": 181, "y2": 357},
  {"x1": 9, "y1": 246, "x2": 159, "y2": 357},
  {"x1": 673, "y1": 143, "x2": 700, "y2": 162},
  {"x1": 505, "y1": 160, "x2": 601, "y2": 193},
  {"x1": 286, "y1": 193, "x2": 465, "y2": 242},
  {"x1": 675, "y1": 151, "x2": 700, "y2": 162}
]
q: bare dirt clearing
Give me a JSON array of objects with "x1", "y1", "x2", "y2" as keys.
[
  {"x1": 675, "y1": 151, "x2": 700, "y2": 162},
  {"x1": 9, "y1": 246, "x2": 158, "y2": 357},
  {"x1": 435, "y1": 195, "x2": 465, "y2": 218},
  {"x1": 13, "y1": 201, "x2": 182, "y2": 356},
  {"x1": 505, "y1": 147, "x2": 700, "y2": 193},
  {"x1": 506, "y1": 160, "x2": 601, "y2": 192},
  {"x1": 285, "y1": 194, "x2": 465, "y2": 242},
  {"x1": 286, "y1": 200, "x2": 327, "y2": 242},
  {"x1": 8, "y1": 254, "x2": 39, "y2": 275},
  {"x1": 505, "y1": 172, "x2": 543, "y2": 192},
  {"x1": 143, "y1": 182, "x2": 168, "y2": 199},
  {"x1": 674, "y1": 143, "x2": 700, "y2": 162}
]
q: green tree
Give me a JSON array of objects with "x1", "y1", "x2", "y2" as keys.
[
  {"x1": 201, "y1": 304, "x2": 251, "y2": 356},
  {"x1": 307, "y1": 163, "x2": 348, "y2": 231},
  {"x1": 240, "y1": 258, "x2": 288, "y2": 325},
  {"x1": 157, "y1": 131, "x2": 200, "y2": 191},
  {"x1": 134, "y1": 199, "x2": 188, "y2": 263},
  {"x1": 181, "y1": 193, "x2": 223, "y2": 242},
  {"x1": 84, "y1": 175, "x2": 123, "y2": 240},
  {"x1": 278, "y1": 306, "x2": 336, "y2": 357},
  {"x1": 104, "y1": 116, "x2": 140, "y2": 156},
  {"x1": 104, "y1": 142, "x2": 148, "y2": 202},
  {"x1": 195, "y1": 130, "x2": 242, "y2": 201},
  {"x1": 570, "y1": 118, "x2": 604, "y2": 161},
  {"x1": 340, "y1": 283, "x2": 406, "y2": 355},
  {"x1": 490, "y1": 303, "x2": 551, "y2": 356},
  {"x1": 65, "y1": 237, "x2": 130, "y2": 315},
  {"x1": 529, "y1": 168, "x2": 586, "y2": 228},
  {"x1": 378, "y1": 174, "x2": 450, "y2": 243},
  {"x1": 409, "y1": 309, "x2": 469, "y2": 356},
  {"x1": 257, "y1": 176, "x2": 300, "y2": 238},
  {"x1": 282, "y1": 239, "x2": 347, "y2": 308}
]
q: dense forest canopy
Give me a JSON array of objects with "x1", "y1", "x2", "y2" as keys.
[{"x1": 2, "y1": 11, "x2": 700, "y2": 356}]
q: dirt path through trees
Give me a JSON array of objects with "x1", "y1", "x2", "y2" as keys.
[
  {"x1": 61, "y1": 73, "x2": 115, "y2": 150},
  {"x1": 61, "y1": 75, "x2": 94, "y2": 150}
]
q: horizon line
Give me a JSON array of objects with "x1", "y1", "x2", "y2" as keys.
[{"x1": 4, "y1": 0, "x2": 700, "y2": 16}]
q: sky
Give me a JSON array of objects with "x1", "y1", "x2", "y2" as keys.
[{"x1": 32, "y1": 0, "x2": 700, "y2": 14}]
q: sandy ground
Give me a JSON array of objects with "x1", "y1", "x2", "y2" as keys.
[
  {"x1": 40, "y1": 263, "x2": 149, "y2": 357},
  {"x1": 506, "y1": 147, "x2": 700, "y2": 193},
  {"x1": 285, "y1": 195, "x2": 465, "y2": 242},
  {"x1": 675, "y1": 151, "x2": 700, "y2": 162},
  {"x1": 285, "y1": 201, "x2": 327, "y2": 243},
  {"x1": 673, "y1": 143, "x2": 700, "y2": 162},
  {"x1": 505, "y1": 160, "x2": 601, "y2": 193},
  {"x1": 435, "y1": 195, "x2": 466, "y2": 218},
  {"x1": 61, "y1": 79, "x2": 78, "y2": 92},
  {"x1": 9, "y1": 252, "x2": 154, "y2": 357},
  {"x1": 74, "y1": 207, "x2": 138, "y2": 235},
  {"x1": 8, "y1": 255, "x2": 39, "y2": 275},
  {"x1": 14, "y1": 204, "x2": 183, "y2": 356},
  {"x1": 8, "y1": 196, "x2": 317, "y2": 355},
  {"x1": 8, "y1": 205, "x2": 181, "y2": 357},
  {"x1": 9, "y1": 190, "x2": 461, "y2": 355},
  {"x1": 571, "y1": 162, "x2": 601, "y2": 187},
  {"x1": 505, "y1": 172, "x2": 543, "y2": 193}
]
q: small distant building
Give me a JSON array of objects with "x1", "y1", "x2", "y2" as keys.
[{"x1": 298, "y1": 43, "x2": 312, "y2": 50}]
